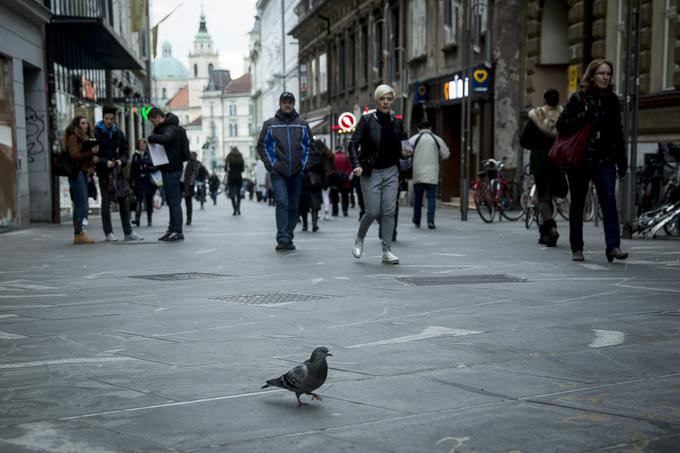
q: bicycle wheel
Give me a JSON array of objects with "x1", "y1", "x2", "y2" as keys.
[
  {"x1": 499, "y1": 183, "x2": 524, "y2": 221},
  {"x1": 583, "y1": 189, "x2": 595, "y2": 222},
  {"x1": 474, "y1": 181, "x2": 495, "y2": 223},
  {"x1": 664, "y1": 218, "x2": 680, "y2": 236},
  {"x1": 556, "y1": 194, "x2": 570, "y2": 221}
]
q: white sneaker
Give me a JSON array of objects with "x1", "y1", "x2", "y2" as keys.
[
  {"x1": 352, "y1": 237, "x2": 364, "y2": 259},
  {"x1": 323, "y1": 212, "x2": 330, "y2": 221},
  {"x1": 105, "y1": 233, "x2": 118, "y2": 242},
  {"x1": 382, "y1": 250, "x2": 399, "y2": 264},
  {"x1": 124, "y1": 232, "x2": 144, "y2": 241},
  {"x1": 82, "y1": 218, "x2": 88, "y2": 226}
]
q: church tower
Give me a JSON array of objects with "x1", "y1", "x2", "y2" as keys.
[{"x1": 188, "y1": 8, "x2": 219, "y2": 120}]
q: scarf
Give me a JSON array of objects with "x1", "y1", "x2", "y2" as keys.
[{"x1": 528, "y1": 105, "x2": 563, "y2": 138}]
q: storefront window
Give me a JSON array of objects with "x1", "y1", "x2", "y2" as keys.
[{"x1": 0, "y1": 56, "x2": 17, "y2": 230}]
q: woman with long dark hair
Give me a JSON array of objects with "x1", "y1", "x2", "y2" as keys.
[
  {"x1": 556, "y1": 59, "x2": 628, "y2": 263},
  {"x1": 64, "y1": 116, "x2": 99, "y2": 244},
  {"x1": 348, "y1": 84, "x2": 409, "y2": 264},
  {"x1": 130, "y1": 139, "x2": 157, "y2": 227},
  {"x1": 225, "y1": 147, "x2": 245, "y2": 215}
]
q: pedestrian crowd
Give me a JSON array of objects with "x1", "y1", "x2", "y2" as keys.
[{"x1": 62, "y1": 58, "x2": 630, "y2": 264}]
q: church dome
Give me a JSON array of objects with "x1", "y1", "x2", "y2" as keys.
[{"x1": 153, "y1": 41, "x2": 190, "y2": 79}]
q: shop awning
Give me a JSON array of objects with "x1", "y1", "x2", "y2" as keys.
[
  {"x1": 308, "y1": 117, "x2": 328, "y2": 132},
  {"x1": 51, "y1": 16, "x2": 145, "y2": 70}
]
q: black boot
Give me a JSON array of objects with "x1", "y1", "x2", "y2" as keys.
[
  {"x1": 134, "y1": 205, "x2": 141, "y2": 227},
  {"x1": 542, "y1": 219, "x2": 559, "y2": 247},
  {"x1": 312, "y1": 210, "x2": 319, "y2": 232}
]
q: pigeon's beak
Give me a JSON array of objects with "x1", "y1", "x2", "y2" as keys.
[{"x1": 326, "y1": 353, "x2": 333, "y2": 357}]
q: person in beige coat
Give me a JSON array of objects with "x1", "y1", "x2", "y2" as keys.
[{"x1": 409, "y1": 121, "x2": 450, "y2": 229}]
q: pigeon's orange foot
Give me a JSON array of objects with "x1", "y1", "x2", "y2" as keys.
[
  {"x1": 311, "y1": 393, "x2": 322, "y2": 401},
  {"x1": 297, "y1": 396, "x2": 310, "y2": 407}
]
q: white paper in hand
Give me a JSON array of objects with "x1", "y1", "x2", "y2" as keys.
[{"x1": 148, "y1": 143, "x2": 169, "y2": 166}]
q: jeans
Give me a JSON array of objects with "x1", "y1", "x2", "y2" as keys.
[
  {"x1": 184, "y1": 193, "x2": 193, "y2": 225},
  {"x1": 99, "y1": 178, "x2": 132, "y2": 236},
  {"x1": 162, "y1": 170, "x2": 183, "y2": 234},
  {"x1": 69, "y1": 171, "x2": 88, "y2": 234},
  {"x1": 330, "y1": 187, "x2": 350, "y2": 215},
  {"x1": 413, "y1": 183, "x2": 437, "y2": 224},
  {"x1": 567, "y1": 164, "x2": 620, "y2": 253},
  {"x1": 357, "y1": 166, "x2": 399, "y2": 252},
  {"x1": 271, "y1": 172, "x2": 303, "y2": 244},
  {"x1": 229, "y1": 184, "x2": 242, "y2": 213}
]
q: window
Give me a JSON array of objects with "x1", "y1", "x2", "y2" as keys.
[
  {"x1": 319, "y1": 53, "x2": 327, "y2": 93},
  {"x1": 208, "y1": 63, "x2": 213, "y2": 74},
  {"x1": 232, "y1": 104, "x2": 237, "y2": 116},
  {"x1": 349, "y1": 34, "x2": 356, "y2": 88},
  {"x1": 409, "y1": 0, "x2": 426, "y2": 58},
  {"x1": 374, "y1": 15, "x2": 384, "y2": 72},
  {"x1": 309, "y1": 57, "x2": 316, "y2": 96},
  {"x1": 339, "y1": 39, "x2": 346, "y2": 91},
  {"x1": 234, "y1": 124, "x2": 239, "y2": 136},
  {"x1": 615, "y1": 0, "x2": 626, "y2": 95},
  {"x1": 194, "y1": 64, "x2": 198, "y2": 77},
  {"x1": 390, "y1": 6, "x2": 401, "y2": 82},
  {"x1": 444, "y1": 0, "x2": 461, "y2": 46},
  {"x1": 663, "y1": 0, "x2": 678, "y2": 89},
  {"x1": 229, "y1": 124, "x2": 234, "y2": 136},
  {"x1": 162, "y1": 87, "x2": 167, "y2": 99},
  {"x1": 472, "y1": 0, "x2": 488, "y2": 52},
  {"x1": 361, "y1": 23, "x2": 369, "y2": 83}
]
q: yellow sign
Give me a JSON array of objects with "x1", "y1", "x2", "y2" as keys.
[
  {"x1": 568, "y1": 65, "x2": 580, "y2": 93},
  {"x1": 418, "y1": 85, "x2": 427, "y2": 96},
  {"x1": 473, "y1": 69, "x2": 488, "y2": 84}
]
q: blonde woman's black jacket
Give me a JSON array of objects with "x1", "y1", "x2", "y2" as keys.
[
  {"x1": 556, "y1": 88, "x2": 627, "y2": 175},
  {"x1": 348, "y1": 111, "x2": 408, "y2": 175}
]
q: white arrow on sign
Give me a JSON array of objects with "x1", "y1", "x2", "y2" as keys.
[{"x1": 346, "y1": 325, "x2": 482, "y2": 349}]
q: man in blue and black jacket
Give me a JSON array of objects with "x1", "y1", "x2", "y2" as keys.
[{"x1": 256, "y1": 92, "x2": 314, "y2": 251}]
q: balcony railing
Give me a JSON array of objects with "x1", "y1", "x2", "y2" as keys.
[
  {"x1": 293, "y1": 0, "x2": 327, "y2": 20},
  {"x1": 46, "y1": 0, "x2": 110, "y2": 22}
]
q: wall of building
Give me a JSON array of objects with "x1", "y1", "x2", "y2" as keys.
[{"x1": 0, "y1": 3, "x2": 50, "y2": 228}]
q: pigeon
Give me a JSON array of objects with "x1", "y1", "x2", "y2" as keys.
[{"x1": 261, "y1": 347, "x2": 332, "y2": 406}]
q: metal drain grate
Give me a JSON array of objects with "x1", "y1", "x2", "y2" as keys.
[
  {"x1": 396, "y1": 274, "x2": 526, "y2": 286},
  {"x1": 210, "y1": 292, "x2": 333, "y2": 305},
  {"x1": 130, "y1": 272, "x2": 233, "y2": 281}
]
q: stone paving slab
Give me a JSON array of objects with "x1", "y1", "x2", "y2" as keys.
[{"x1": 1, "y1": 199, "x2": 679, "y2": 452}]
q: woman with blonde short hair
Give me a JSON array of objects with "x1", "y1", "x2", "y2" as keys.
[{"x1": 348, "y1": 84, "x2": 409, "y2": 264}]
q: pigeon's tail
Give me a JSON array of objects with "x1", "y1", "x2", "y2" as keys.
[{"x1": 262, "y1": 377, "x2": 284, "y2": 389}]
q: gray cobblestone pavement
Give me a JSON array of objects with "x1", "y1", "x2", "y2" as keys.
[{"x1": 0, "y1": 198, "x2": 679, "y2": 452}]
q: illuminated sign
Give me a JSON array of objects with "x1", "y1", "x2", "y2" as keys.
[{"x1": 444, "y1": 75, "x2": 469, "y2": 101}]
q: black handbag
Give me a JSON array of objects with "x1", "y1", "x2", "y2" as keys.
[{"x1": 54, "y1": 151, "x2": 79, "y2": 178}]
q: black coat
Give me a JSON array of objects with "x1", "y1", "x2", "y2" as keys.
[
  {"x1": 556, "y1": 89, "x2": 626, "y2": 173},
  {"x1": 130, "y1": 151, "x2": 156, "y2": 196},
  {"x1": 94, "y1": 122, "x2": 129, "y2": 176},
  {"x1": 148, "y1": 113, "x2": 186, "y2": 173},
  {"x1": 226, "y1": 161, "x2": 244, "y2": 187},
  {"x1": 348, "y1": 111, "x2": 407, "y2": 173}
]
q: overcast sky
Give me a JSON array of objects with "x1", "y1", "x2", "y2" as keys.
[{"x1": 150, "y1": 0, "x2": 257, "y2": 78}]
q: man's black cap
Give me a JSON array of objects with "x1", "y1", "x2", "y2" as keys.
[{"x1": 279, "y1": 92, "x2": 295, "y2": 103}]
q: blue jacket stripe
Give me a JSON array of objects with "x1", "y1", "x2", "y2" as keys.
[
  {"x1": 301, "y1": 128, "x2": 310, "y2": 167},
  {"x1": 264, "y1": 127, "x2": 277, "y2": 165}
]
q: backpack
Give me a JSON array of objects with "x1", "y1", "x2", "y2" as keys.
[{"x1": 179, "y1": 126, "x2": 191, "y2": 162}]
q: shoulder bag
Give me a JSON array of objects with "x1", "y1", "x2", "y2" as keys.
[{"x1": 548, "y1": 93, "x2": 591, "y2": 168}]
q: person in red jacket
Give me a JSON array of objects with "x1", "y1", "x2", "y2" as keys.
[{"x1": 332, "y1": 146, "x2": 353, "y2": 217}]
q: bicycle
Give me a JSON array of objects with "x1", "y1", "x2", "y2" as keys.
[
  {"x1": 473, "y1": 159, "x2": 524, "y2": 223},
  {"x1": 523, "y1": 182, "x2": 571, "y2": 230}
]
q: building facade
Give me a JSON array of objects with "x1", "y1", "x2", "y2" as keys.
[
  {"x1": 290, "y1": 0, "x2": 519, "y2": 202},
  {"x1": 524, "y1": 0, "x2": 680, "y2": 158},
  {"x1": 201, "y1": 71, "x2": 253, "y2": 172},
  {"x1": 0, "y1": 0, "x2": 152, "y2": 231},
  {"x1": 0, "y1": 0, "x2": 52, "y2": 231},
  {"x1": 152, "y1": 41, "x2": 190, "y2": 107}
]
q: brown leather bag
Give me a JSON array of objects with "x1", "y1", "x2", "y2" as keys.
[{"x1": 549, "y1": 93, "x2": 592, "y2": 167}]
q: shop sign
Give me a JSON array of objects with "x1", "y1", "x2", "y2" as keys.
[
  {"x1": 568, "y1": 64, "x2": 580, "y2": 94},
  {"x1": 444, "y1": 74, "x2": 469, "y2": 100},
  {"x1": 338, "y1": 112, "x2": 357, "y2": 132},
  {"x1": 471, "y1": 66, "x2": 490, "y2": 93}
]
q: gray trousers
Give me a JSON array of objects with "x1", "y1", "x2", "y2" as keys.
[{"x1": 357, "y1": 166, "x2": 399, "y2": 251}]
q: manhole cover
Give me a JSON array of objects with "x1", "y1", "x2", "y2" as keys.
[
  {"x1": 396, "y1": 274, "x2": 526, "y2": 286},
  {"x1": 130, "y1": 272, "x2": 232, "y2": 281},
  {"x1": 210, "y1": 292, "x2": 333, "y2": 305}
]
